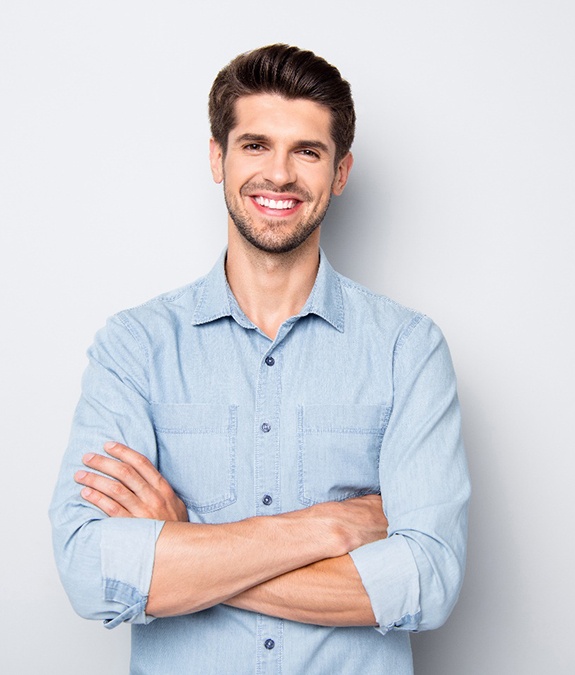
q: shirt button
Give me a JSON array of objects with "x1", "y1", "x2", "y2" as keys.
[
  {"x1": 262, "y1": 494, "x2": 273, "y2": 506},
  {"x1": 261, "y1": 422, "x2": 271, "y2": 433},
  {"x1": 264, "y1": 639, "x2": 275, "y2": 650},
  {"x1": 265, "y1": 356, "x2": 275, "y2": 366}
]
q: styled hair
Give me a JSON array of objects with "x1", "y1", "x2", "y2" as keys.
[{"x1": 208, "y1": 44, "x2": 355, "y2": 164}]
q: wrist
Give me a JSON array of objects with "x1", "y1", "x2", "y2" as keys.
[{"x1": 282, "y1": 502, "x2": 350, "y2": 559}]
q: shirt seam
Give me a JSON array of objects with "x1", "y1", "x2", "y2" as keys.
[
  {"x1": 393, "y1": 314, "x2": 427, "y2": 360},
  {"x1": 338, "y1": 276, "x2": 421, "y2": 314},
  {"x1": 115, "y1": 312, "x2": 152, "y2": 404}
]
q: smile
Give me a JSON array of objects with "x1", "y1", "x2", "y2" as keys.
[{"x1": 253, "y1": 196, "x2": 299, "y2": 210}]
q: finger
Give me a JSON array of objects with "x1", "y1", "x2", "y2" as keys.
[
  {"x1": 82, "y1": 452, "x2": 151, "y2": 496},
  {"x1": 75, "y1": 469, "x2": 144, "y2": 514},
  {"x1": 102, "y1": 442, "x2": 165, "y2": 490},
  {"x1": 78, "y1": 485, "x2": 132, "y2": 518}
]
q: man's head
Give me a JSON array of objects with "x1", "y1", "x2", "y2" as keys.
[{"x1": 209, "y1": 44, "x2": 355, "y2": 165}]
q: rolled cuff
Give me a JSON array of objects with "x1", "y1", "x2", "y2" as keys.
[
  {"x1": 350, "y1": 533, "x2": 421, "y2": 635},
  {"x1": 101, "y1": 518, "x2": 165, "y2": 628}
]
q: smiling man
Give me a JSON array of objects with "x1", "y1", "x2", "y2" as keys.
[
  {"x1": 218, "y1": 95, "x2": 346, "y2": 258},
  {"x1": 50, "y1": 45, "x2": 470, "y2": 674}
]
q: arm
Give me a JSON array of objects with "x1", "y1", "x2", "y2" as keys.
[
  {"x1": 226, "y1": 319, "x2": 470, "y2": 632},
  {"x1": 52, "y1": 315, "x2": 388, "y2": 627},
  {"x1": 348, "y1": 317, "x2": 471, "y2": 635},
  {"x1": 225, "y1": 555, "x2": 377, "y2": 627},
  {"x1": 49, "y1": 317, "x2": 163, "y2": 627},
  {"x1": 147, "y1": 505, "x2": 378, "y2": 617},
  {"x1": 75, "y1": 442, "x2": 388, "y2": 618}
]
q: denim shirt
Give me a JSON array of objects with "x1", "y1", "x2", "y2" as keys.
[{"x1": 50, "y1": 250, "x2": 470, "y2": 675}]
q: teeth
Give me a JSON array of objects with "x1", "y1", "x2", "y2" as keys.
[{"x1": 254, "y1": 196, "x2": 296, "y2": 210}]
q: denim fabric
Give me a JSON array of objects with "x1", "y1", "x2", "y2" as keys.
[{"x1": 50, "y1": 250, "x2": 470, "y2": 675}]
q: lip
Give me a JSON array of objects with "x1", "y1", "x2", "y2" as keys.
[
  {"x1": 248, "y1": 194, "x2": 303, "y2": 217},
  {"x1": 247, "y1": 191, "x2": 303, "y2": 201}
]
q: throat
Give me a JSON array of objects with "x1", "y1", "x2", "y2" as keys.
[
  {"x1": 225, "y1": 240, "x2": 320, "y2": 340},
  {"x1": 239, "y1": 285, "x2": 310, "y2": 341}
]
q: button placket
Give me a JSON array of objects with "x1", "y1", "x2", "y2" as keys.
[
  {"x1": 253, "y1": 341, "x2": 287, "y2": 671},
  {"x1": 256, "y1": 613, "x2": 283, "y2": 673},
  {"x1": 254, "y1": 322, "x2": 300, "y2": 516},
  {"x1": 254, "y1": 348, "x2": 281, "y2": 520}
]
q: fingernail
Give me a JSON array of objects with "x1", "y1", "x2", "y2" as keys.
[
  {"x1": 104, "y1": 441, "x2": 118, "y2": 451},
  {"x1": 83, "y1": 453, "x2": 95, "y2": 463},
  {"x1": 81, "y1": 487, "x2": 92, "y2": 497},
  {"x1": 75, "y1": 470, "x2": 87, "y2": 480}
]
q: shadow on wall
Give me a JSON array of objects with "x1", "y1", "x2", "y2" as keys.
[
  {"x1": 320, "y1": 160, "x2": 390, "y2": 292},
  {"x1": 411, "y1": 379, "x2": 548, "y2": 675}
]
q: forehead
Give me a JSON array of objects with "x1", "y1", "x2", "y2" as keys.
[{"x1": 230, "y1": 93, "x2": 335, "y2": 149}]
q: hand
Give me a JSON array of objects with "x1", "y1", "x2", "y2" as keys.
[
  {"x1": 74, "y1": 442, "x2": 188, "y2": 522},
  {"x1": 311, "y1": 494, "x2": 388, "y2": 556}
]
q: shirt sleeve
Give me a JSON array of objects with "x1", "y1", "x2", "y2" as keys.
[
  {"x1": 349, "y1": 315, "x2": 470, "y2": 635},
  {"x1": 49, "y1": 313, "x2": 164, "y2": 628}
]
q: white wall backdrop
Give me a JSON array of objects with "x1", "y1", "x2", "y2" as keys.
[{"x1": 2, "y1": 1, "x2": 574, "y2": 673}]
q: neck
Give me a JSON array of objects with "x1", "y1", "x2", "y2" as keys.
[{"x1": 225, "y1": 228, "x2": 321, "y2": 340}]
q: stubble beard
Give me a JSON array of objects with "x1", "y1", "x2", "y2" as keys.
[{"x1": 224, "y1": 181, "x2": 331, "y2": 255}]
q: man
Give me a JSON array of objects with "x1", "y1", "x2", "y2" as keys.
[{"x1": 50, "y1": 44, "x2": 470, "y2": 674}]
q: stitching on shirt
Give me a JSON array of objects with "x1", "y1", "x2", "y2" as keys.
[
  {"x1": 379, "y1": 405, "x2": 393, "y2": 436},
  {"x1": 156, "y1": 283, "x2": 197, "y2": 304},
  {"x1": 103, "y1": 577, "x2": 145, "y2": 604},
  {"x1": 153, "y1": 427, "x2": 228, "y2": 434},
  {"x1": 339, "y1": 276, "x2": 421, "y2": 314},
  {"x1": 303, "y1": 426, "x2": 383, "y2": 434},
  {"x1": 193, "y1": 276, "x2": 212, "y2": 321},
  {"x1": 118, "y1": 281, "x2": 199, "y2": 314},
  {"x1": 116, "y1": 312, "x2": 149, "y2": 362},
  {"x1": 331, "y1": 272, "x2": 345, "y2": 329},
  {"x1": 394, "y1": 314, "x2": 426, "y2": 356},
  {"x1": 304, "y1": 289, "x2": 344, "y2": 332}
]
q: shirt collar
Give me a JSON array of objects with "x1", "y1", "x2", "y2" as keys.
[
  {"x1": 191, "y1": 248, "x2": 344, "y2": 333},
  {"x1": 298, "y1": 249, "x2": 345, "y2": 332}
]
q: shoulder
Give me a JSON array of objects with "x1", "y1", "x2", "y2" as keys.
[
  {"x1": 335, "y1": 271, "x2": 450, "y2": 358},
  {"x1": 121, "y1": 275, "x2": 207, "y2": 318},
  {"x1": 92, "y1": 274, "x2": 209, "y2": 354},
  {"x1": 114, "y1": 275, "x2": 207, "y2": 330},
  {"x1": 337, "y1": 272, "x2": 426, "y2": 329}
]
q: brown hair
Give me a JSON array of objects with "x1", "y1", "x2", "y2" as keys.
[{"x1": 208, "y1": 44, "x2": 355, "y2": 164}]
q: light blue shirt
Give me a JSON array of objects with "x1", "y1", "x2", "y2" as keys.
[{"x1": 50, "y1": 250, "x2": 470, "y2": 674}]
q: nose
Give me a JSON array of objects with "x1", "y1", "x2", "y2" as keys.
[{"x1": 262, "y1": 150, "x2": 296, "y2": 187}]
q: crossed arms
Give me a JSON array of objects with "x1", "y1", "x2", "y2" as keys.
[
  {"x1": 75, "y1": 441, "x2": 386, "y2": 625},
  {"x1": 50, "y1": 312, "x2": 469, "y2": 632}
]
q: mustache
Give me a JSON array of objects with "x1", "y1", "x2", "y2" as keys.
[{"x1": 240, "y1": 181, "x2": 312, "y2": 202}]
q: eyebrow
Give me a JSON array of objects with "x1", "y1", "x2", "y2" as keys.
[{"x1": 235, "y1": 133, "x2": 330, "y2": 155}]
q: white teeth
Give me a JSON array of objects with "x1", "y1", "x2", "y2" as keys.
[{"x1": 254, "y1": 196, "x2": 296, "y2": 210}]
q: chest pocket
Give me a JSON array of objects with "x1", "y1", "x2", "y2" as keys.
[
  {"x1": 151, "y1": 403, "x2": 237, "y2": 513},
  {"x1": 297, "y1": 404, "x2": 387, "y2": 505}
]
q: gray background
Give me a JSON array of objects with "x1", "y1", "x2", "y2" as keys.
[{"x1": 1, "y1": 1, "x2": 574, "y2": 673}]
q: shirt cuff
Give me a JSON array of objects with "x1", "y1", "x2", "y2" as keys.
[
  {"x1": 101, "y1": 518, "x2": 165, "y2": 628},
  {"x1": 349, "y1": 533, "x2": 421, "y2": 635}
]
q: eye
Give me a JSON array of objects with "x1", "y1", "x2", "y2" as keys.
[
  {"x1": 298, "y1": 148, "x2": 320, "y2": 159},
  {"x1": 244, "y1": 143, "x2": 265, "y2": 152}
]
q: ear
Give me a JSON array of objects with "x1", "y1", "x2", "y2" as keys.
[
  {"x1": 332, "y1": 152, "x2": 353, "y2": 196},
  {"x1": 209, "y1": 138, "x2": 224, "y2": 184}
]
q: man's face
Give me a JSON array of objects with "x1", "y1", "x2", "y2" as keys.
[{"x1": 210, "y1": 93, "x2": 352, "y2": 254}]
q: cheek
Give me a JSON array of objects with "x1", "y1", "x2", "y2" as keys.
[{"x1": 312, "y1": 184, "x2": 333, "y2": 205}]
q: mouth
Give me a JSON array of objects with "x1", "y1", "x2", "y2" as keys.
[
  {"x1": 250, "y1": 194, "x2": 302, "y2": 215},
  {"x1": 253, "y1": 196, "x2": 299, "y2": 210}
]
